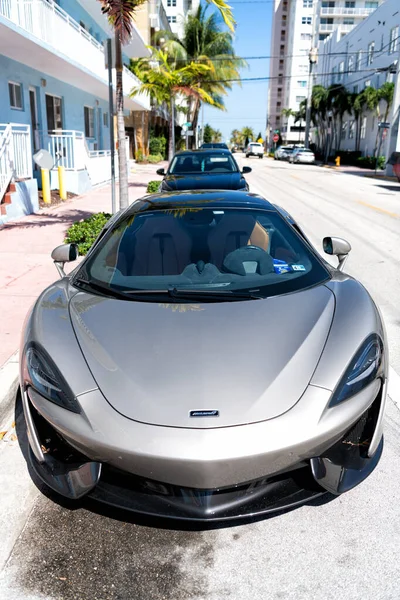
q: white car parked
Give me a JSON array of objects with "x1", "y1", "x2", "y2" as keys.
[
  {"x1": 245, "y1": 142, "x2": 264, "y2": 159},
  {"x1": 289, "y1": 148, "x2": 315, "y2": 165}
]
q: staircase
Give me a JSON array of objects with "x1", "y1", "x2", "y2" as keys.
[
  {"x1": 0, "y1": 181, "x2": 16, "y2": 217},
  {"x1": 0, "y1": 123, "x2": 32, "y2": 220}
]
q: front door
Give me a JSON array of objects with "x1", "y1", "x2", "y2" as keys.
[{"x1": 29, "y1": 87, "x2": 39, "y2": 152}]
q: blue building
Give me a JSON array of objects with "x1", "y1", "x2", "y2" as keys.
[{"x1": 0, "y1": 0, "x2": 151, "y2": 222}]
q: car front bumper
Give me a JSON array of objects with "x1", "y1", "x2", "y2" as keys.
[{"x1": 23, "y1": 378, "x2": 386, "y2": 521}]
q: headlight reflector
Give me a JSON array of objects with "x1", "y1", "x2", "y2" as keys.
[
  {"x1": 329, "y1": 334, "x2": 383, "y2": 407},
  {"x1": 24, "y1": 344, "x2": 81, "y2": 413}
]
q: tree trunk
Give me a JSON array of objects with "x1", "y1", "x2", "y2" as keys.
[
  {"x1": 115, "y1": 35, "x2": 129, "y2": 210},
  {"x1": 191, "y1": 98, "x2": 201, "y2": 149},
  {"x1": 168, "y1": 98, "x2": 175, "y2": 161}
]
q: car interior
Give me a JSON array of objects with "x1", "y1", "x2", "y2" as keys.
[
  {"x1": 170, "y1": 155, "x2": 237, "y2": 174},
  {"x1": 93, "y1": 210, "x2": 305, "y2": 285}
]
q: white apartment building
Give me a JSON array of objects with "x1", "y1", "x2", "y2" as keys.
[
  {"x1": 162, "y1": 0, "x2": 200, "y2": 39},
  {"x1": 267, "y1": 0, "x2": 384, "y2": 147},
  {"x1": 316, "y1": 0, "x2": 399, "y2": 156}
]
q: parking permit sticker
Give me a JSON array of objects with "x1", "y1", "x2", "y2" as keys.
[{"x1": 292, "y1": 265, "x2": 306, "y2": 272}]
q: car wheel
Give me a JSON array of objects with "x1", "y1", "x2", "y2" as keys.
[{"x1": 259, "y1": 155, "x2": 263, "y2": 159}]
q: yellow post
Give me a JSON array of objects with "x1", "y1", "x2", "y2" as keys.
[
  {"x1": 335, "y1": 156, "x2": 341, "y2": 167},
  {"x1": 41, "y1": 168, "x2": 51, "y2": 205},
  {"x1": 58, "y1": 166, "x2": 67, "y2": 200}
]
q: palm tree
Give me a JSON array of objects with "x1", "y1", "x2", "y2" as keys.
[
  {"x1": 212, "y1": 129, "x2": 223, "y2": 142},
  {"x1": 97, "y1": 1, "x2": 235, "y2": 210},
  {"x1": 131, "y1": 48, "x2": 214, "y2": 160},
  {"x1": 327, "y1": 85, "x2": 352, "y2": 152},
  {"x1": 354, "y1": 86, "x2": 379, "y2": 152},
  {"x1": 157, "y1": 5, "x2": 245, "y2": 146},
  {"x1": 230, "y1": 128, "x2": 242, "y2": 146},
  {"x1": 241, "y1": 126, "x2": 254, "y2": 148}
]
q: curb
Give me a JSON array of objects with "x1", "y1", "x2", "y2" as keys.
[{"x1": 0, "y1": 351, "x2": 19, "y2": 427}]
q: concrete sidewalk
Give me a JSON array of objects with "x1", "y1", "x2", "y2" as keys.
[{"x1": 0, "y1": 163, "x2": 162, "y2": 374}]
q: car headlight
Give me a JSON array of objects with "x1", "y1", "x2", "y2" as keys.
[
  {"x1": 24, "y1": 344, "x2": 81, "y2": 413},
  {"x1": 329, "y1": 334, "x2": 384, "y2": 407}
]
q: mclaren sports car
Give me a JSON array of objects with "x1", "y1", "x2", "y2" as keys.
[{"x1": 20, "y1": 191, "x2": 388, "y2": 521}]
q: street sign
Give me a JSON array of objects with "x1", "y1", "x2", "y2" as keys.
[
  {"x1": 273, "y1": 134, "x2": 279, "y2": 143},
  {"x1": 181, "y1": 131, "x2": 194, "y2": 137},
  {"x1": 183, "y1": 122, "x2": 191, "y2": 128},
  {"x1": 378, "y1": 122, "x2": 390, "y2": 129}
]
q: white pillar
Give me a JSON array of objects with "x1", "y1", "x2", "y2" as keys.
[{"x1": 385, "y1": 46, "x2": 400, "y2": 176}]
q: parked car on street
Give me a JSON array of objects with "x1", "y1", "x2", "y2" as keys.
[
  {"x1": 387, "y1": 151, "x2": 400, "y2": 183},
  {"x1": 200, "y1": 142, "x2": 229, "y2": 150},
  {"x1": 274, "y1": 145, "x2": 294, "y2": 160},
  {"x1": 245, "y1": 142, "x2": 264, "y2": 158},
  {"x1": 289, "y1": 148, "x2": 316, "y2": 165},
  {"x1": 280, "y1": 148, "x2": 295, "y2": 161},
  {"x1": 156, "y1": 149, "x2": 251, "y2": 192},
  {"x1": 21, "y1": 190, "x2": 387, "y2": 521}
]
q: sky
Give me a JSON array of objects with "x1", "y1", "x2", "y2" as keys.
[{"x1": 202, "y1": 0, "x2": 273, "y2": 143}]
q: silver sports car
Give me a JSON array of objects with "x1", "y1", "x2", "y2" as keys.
[{"x1": 20, "y1": 191, "x2": 387, "y2": 521}]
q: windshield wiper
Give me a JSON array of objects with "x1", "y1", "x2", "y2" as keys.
[{"x1": 73, "y1": 278, "x2": 135, "y2": 301}]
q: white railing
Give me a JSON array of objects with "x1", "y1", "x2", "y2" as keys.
[
  {"x1": 0, "y1": 0, "x2": 149, "y2": 109},
  {"x1": 320, "y1": 7, "x2": 376, "y2": 17},
  {"x1": 319, "y1": 23, "x2": 335, "y2": 32},
  {"x1": 0, "y1": 123, "x2": 32, "y2": 200},
  {"x1": 39, "y1": 130, "x2": 128, "y2": 187}
]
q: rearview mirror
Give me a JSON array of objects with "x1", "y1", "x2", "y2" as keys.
[
  {"x1": 323, "y1": 237, "x2": 351, "y2": 271},
  {"x1": 156, "y1": 168, "x2": 165, "y2": 176},
  {"x1": 51, "y1": 243, "x2": 79, "y2": 278},
  {"x1": 242, "y1": 166, "x2": 252, "y2": 174}
]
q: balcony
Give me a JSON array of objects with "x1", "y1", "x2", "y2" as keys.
[
  {"x1": 0, "y1": 0, "x2": 150, "y2": 111},
  {"x1": 320, "y1": 7, "x2": 376, "y2": 17}
]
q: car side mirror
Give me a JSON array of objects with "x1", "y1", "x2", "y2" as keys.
[
  {"x1": 242, "y1": 166, "x2": 252, "y2": 174},
  {"x1": 156, "y1": 168, "x2": 165, "y2": 176},
  {"x1": 51, "y1": 243, "x2": 79, "y2": 278},
  {"x1": 323, "y1": 236, "x2": 351, "y2": 271}
]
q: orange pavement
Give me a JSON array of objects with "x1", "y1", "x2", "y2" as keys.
[{"x1": 0, "y1": 163, "x2": 162, "y2": 367}]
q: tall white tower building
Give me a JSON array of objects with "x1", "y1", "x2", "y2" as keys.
[
  {"x1": 267, "y1": 0, "x2": 385, "y2": 147},
  {"x1": 162, "y1": 0, "x2": 201, "y2": 39}
]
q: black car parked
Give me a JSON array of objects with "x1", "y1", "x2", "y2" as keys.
[{"x1": 156, "y1": 150, "x2": 252, "y2": 192}]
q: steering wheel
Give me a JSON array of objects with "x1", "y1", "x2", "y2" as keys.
[{"x1": 223, "y1": 245, "x2": 273, "y2": 276}]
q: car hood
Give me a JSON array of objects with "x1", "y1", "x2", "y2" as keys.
[
  {"x1": 69, "y1": 285, "x2": 334, "y2": 429},
  {"x1": 162, "y1": 173, "x2": 245, "y2": 191}
]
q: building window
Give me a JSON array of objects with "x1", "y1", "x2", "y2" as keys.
[
  {"x1": 302, "y1": 17, "x2": 312, "y2": 25},
  {"x1": 167, "y1": 16, "x2": 177, "y2": 23},
  {"x1": 103, "y1": 112, "x2": 109, "y2": 128},
  {"x1": 365, "y1": 80, "x2": 371, "y2": 88},
  {"x1": 46, "y1": 95, "x2": 63, "y2": 131},
  {"x1": 343, "y1": 18, "x2": 354, "y2": 25},
  {"x1": 301, "y1": 33, "x2": 312, "y2": 40},
  {"x1": 296, "y1": 95, "x2": 306, "y2": 103},
  {"x1": 367, "y1": 42, "x2": 375, "y2": 65},
  {"x1": 297, "y1": 80, "x2": 307, "y2": 88},
  {"x1": 322, "y1": 1, "x2": 335, "y2": 7},
  {"x1": 84, "y1": 106, "x2": 95, "y2": 138},
  {"x1": 332, "y1": 67, "x2": 337, "y2": 83},
  {"x1": 349, "y1": 120, "x2": 355, "y2": 139},
  {"x1": 345, "y1": 1, "x2": 355, "y2": 8},
  {"x1": 356, "y1": 49, "x2": 362, "y2": 71},
  {"x1": 353, "y1": 85, "x2": 359, "y2": 94},
  {"x1": 341, "y1": 122, "x2": 347, "y2": 140},
  {"x1": 319, "y1": 33, "x2": 329, "y2": 41},
  {"x1": 8, "y1": 82, "x2": 23, "y2": 110},
  {"x1": 389, "y1": 27, "x2": 399, "y2": 54},
  {"x1": 348, "y1": 55, "x2": 354, "y2": 72},
  {"x1": 361, "y1": 117, "x2": 367, "y2": 139},
  {"x1": 303, "y1": 0, "x2": 313, "y2": 7},
  {"x1": 365, "y1": 2, "x2": 378, "y2": 8},
  {"x1": 167, "y1": 0, "x2": 177, "y2": 5}
]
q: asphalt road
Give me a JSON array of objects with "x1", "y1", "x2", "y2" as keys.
[{"x1": 1, "y1": 159, "x2": 400, "y2": 600}]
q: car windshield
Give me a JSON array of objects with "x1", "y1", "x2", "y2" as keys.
[
  {"x1": 169, "y1": 153, "x2": 238, "y2": 174},
  {"x1": 75, "y1": 207, "x2": 330, "y2": 302}
]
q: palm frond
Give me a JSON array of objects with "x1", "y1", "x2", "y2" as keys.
[{"x1": 97, "y1": 0, "x2": 146, "y2": 44}]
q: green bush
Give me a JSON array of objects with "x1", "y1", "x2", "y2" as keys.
[
  {"x1": 356, "y1": 155, "x2": 386, "y2": 170},
  {"x1": 268, "y1": 152, "x2": 275, "y2": 158},
  {"x1": 149, "y1": 136, "x2": 167, "y2": 158},
  {"x1": 147, "y1": 180, "x2": 162, "y2": 193},
  {"x1": 147, "y1": 153, "x2": 163, "y2": 164},
  {"x1": 65, "y1": 212, "x2": 111, "y2": 256}
]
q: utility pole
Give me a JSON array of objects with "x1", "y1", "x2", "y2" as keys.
[
  {"x1": 106, "y1": 38, "x2": 116, "y2": 214},
  {"x1": 304, "y1": 0, "x2": 319, "y2": 149}
]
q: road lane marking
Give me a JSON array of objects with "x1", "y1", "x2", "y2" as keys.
[
  {"x1": 290, "y1": 174, "x2": 302, "y2": 181},
  {"x1": 356, "y1": 200, "x2": 399, "y2": 219}
]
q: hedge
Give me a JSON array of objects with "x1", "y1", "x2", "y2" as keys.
[
  {"x1": 147, "y1": 180, "x2": 162, "y2": 193},
  {"x1": 65, "y1": 212, "x2": 111, "y2": 256}
]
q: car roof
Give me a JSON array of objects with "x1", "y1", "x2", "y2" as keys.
[
  {"x1": 130, "y1": 190, "x2": 277, "y2": 214},
  {"x1": 173, "y1": 148, "x2": 231, "y2": 156}
]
